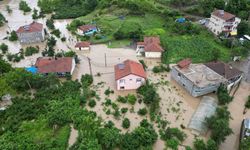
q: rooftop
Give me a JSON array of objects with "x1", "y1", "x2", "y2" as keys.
[
  {"x1": 212, "y1": 10, "x2": 235, "y2": 21},
  {"x1": 78, "y1": 25, "x2": 97, "y2": 32},
  {"x1": 75, "y1": 41, "x2": 90, "y2": 48},
  {"x1": 16, "y1": 22, "x2": 43, "y2": 33},
  {"x1": 114, "y1": 60, "x2": 146, "y2": 80},
  {"x1": 137, "y1": 37, "x2": 164, "y2": 52},
  {"x1": 35, "y1": 57, "x2": 73, "y2": 74},
  {"x1": 174, "y1": 63, "x2": 227, "y2": 87}
]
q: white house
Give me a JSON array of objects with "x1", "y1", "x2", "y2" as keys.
[
  {"x1": 136, "y1": 37, "x2": 164, "y2": 58},
  {"x1": 207, "y1": 10, "x2": 241, "y2": 36},
  {"x1": 114, "y1": 60, "x2": 146, "y2": 90},
  {"x1": 75, "y1": 41, "x2": 91, "y2": 51}
]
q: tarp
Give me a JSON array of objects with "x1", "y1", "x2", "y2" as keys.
[
  {"x1": 188, "y1": 96, "x2": 217, "y2": 135},
  {"x1": 176, "y1": 18, "x2": 186, "y2": 23},
  {"x1": 25, "y1": 67, "x2": 38, "y2": 74}
]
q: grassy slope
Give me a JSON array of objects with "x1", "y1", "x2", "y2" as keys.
[
  {"x1": 76, "y1": 6, "x2": 231, "y2": 63},
  {"x1": 19, "y1": 118, "x2": 70, "y2": 149}
]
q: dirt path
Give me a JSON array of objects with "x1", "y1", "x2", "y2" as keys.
[
  {"x1": 220, "y1": 81, "x2": 250, "y2": 150},
  {"x1": 68, "y1": 125, "x2": 78, "y2": 149}
]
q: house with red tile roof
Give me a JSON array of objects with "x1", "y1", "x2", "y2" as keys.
[
  {"x1": 35, "y1": 57, "x2": 76, "y2": 76},
  {"x1": 207, "y1": 10, "x2": 241, "y2": 36},
  {"x1": 77, "y1": 25, "x2": 99, "y2": 36},
  {"x1": 75, "y1": 41, "x2": 91, "y2": 51},
  {"x1": 114, "y1": 60, "x2": 146, "y2": 90},
  {"x1": 136, "y1": 36, "x2": 164, "y2": 58},
  {"x1": 16, "y1": 22, "x2": 44, "y2": 44}
]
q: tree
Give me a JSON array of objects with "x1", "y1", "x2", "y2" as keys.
[
  {"x1": 32, "y1": 9, "x2": 39, "y2": 19},
  {"x1": 206, "y1": 107, "x2": 233, "y2": 145},
  {"x1": 9, "y1": 31, "x2": 18, "y2": 41},
  {"x1": 122, "y1": 118, "x2": 130, "y2": 129},
  {"x1": 240, "y1": 136, "x2": 250, "y2": 150},
  {"x1": 194, "y1": 138, "x2": 206, "y2": 150},
  {"x1": 19, "y1": 0, "x2": 31, "y2": 12},
  {"x1": 237, "y1": 21, "x2": 250, "y2": 37},
  {"x1": 0, "y1": 12, "x2": 6, "y2": 27},
  {"x1": 81, "y1": 74, "x2": 93, "y2": 88},
  {"x1": 245, "y1": 96, "x2": 250, "y2": 109},
  {"x1": 0, "y1": 43, "x2": 8, "y2": 54},
  {"x1": 97, "y1": 127, "x2": 121, "y2": 150},
  {"x1": 217, "y1": 85, "x2": 233, "y2": 105}
]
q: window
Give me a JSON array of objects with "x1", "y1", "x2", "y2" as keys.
[
  {"x1": 130, "y1": 79, "x2": 133, "y2": 81},
  {"x1": 120, "y1": 86, "x2": 125, "y2": 90},
  {"x1": 178, "y1": 73, "x2": 181, "y2": 77},
  {"x1": 119, "y1": 79, "x2": 125, "y2": 83},
  {"x1": 136, "y1": 78, "x2": 142, "y2": 83}
]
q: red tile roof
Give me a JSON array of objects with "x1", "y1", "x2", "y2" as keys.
[
  {"x1": 212, "y1": 10, "x2": 235, "y2": 21},
  {"x1": 177, "y1": 59, "x2": 192, "y2": 69},
  {"x1": 35, "y1": 57, "x2": 73, "y2": 74},
  {"x1": 16, "y1": 22, "x2": 43, "y2": 33},
  {"x1": 204, "y1": 61, "x2": 242, "y2": 80},
  {"x1": 78, "y1": 25, "x2": 96, "y2": 32},
  {"x1": 114, "y1": 60, "x2": 146, "y2": 80},
  {"x1": 75, "y1": 41, "x2": 90, "y2": 48},
  {"x1": 137, "y1": 37, "x2": 164, "y2": 52}
]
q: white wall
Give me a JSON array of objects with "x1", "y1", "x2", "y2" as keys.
[
  {"x1": 71, "y1": 58, "x2": 76, "y2": 75},
  {"x1": 116, "y1": 74, "x2": 146, "y2": 90},
  {"x1": 145, "y1": 52, "x2": 162, "y2": 58}
]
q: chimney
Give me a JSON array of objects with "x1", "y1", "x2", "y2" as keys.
[{"x1": 219, "y1": 10, "x2": 224, "y2": 16}]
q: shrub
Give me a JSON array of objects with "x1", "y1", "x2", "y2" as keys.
[
  {"x1": 137, "y1": 108, "x2": 148, "y2": 116},
  {"x1": 245, "y1": 96, "x2": 250, "y2": 109},
  {"x1": 32, "y1": 9, "x2": 39, "y2": 19},
  {"x1": 139, "y1": 60, "x2": 147, "y2": 69},
  {"x1": 104, "y1": 88, "x2": 114, "y2": 96},
  {"x1": 117, "y1": 96, "x2": 127, "y2": 103},
  {"x1": 0, "y1": 13, "x2": 6, "y2": 27},
  {"x1": 113, "y1": 109, "x2": 121, "y2": 119},
  {"x1": 166, "y1": 138, "x2": 179, "y2": 150},
  {"x1": 51, "y1": 29, "x2": 61, "y2": 38},
  {"x1": 88, "y1": 99, "x2": 96, "y2": 108},
  {"x1": 121, "y1": 108, "x2": 128, "y2": 114},
  {"x1": 61, "y1": 37, "x2": 66, "y2": 42},
  {"x1": 19, "y1": 0, "x2": 31, "y2": 12},
  {"x1": 46, "y1": 19, "x2": 55, "y2": 30},
  {"x1": 0, "y1": 43, "x2": 8, "y2": 54},
  {"x1": 217, "y1": 85, "x2": 233, "y2": 105},
  {"x1": 24, "y1": 46, "x2": 39, "y2": 56},
  {"x1": 104, "y1": 98, "x2": 112, "y2": 106},
  {"x1": 9, "y1": 31, "x2": 18, "y2": 41},
  {"x1": 81, "y1": 74, "x2": 93, "y2": 88},
  {"x1": 127, "y1": 94, "x2": 136, "y2": 105},
  {"x1": 122, "y1": 118, "x2": 130, "y2": 129},
  {"x1": 160, "y1": 127, "x2": 187, "y2": 142},
  {"x1": 152, "y1": 65, "x2": 168, "y2": 73}
]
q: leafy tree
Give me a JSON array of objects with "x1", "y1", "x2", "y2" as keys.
[
  {"x1": 0, "y1": 12, "x2": 6, "y2": 27},
  {"x1": 32, "y1": 9, "x2": 39, "y2": 19},
  {"x1": 88, "y1": 99, "x2": 96, "y2": 108},
  {"x1": 97, "y1": 127, "x2": 121, "y2": 150},
  {"x1": 194, "y1": 138, "x2": 218, "y2": 150},
  {"x1": 237, "y1": 21, "x2": 250, "y2": 37},
  {"x1": 240, "y1": 136, "x2": 250, "y2": 150},
  {"x1": 19, "y1": 0, "x2": 31, "y2": 12},
  {"x1": 0, "y1": 43, "x2": 8, "y2": 54},
  {"x1": 46, "y1": 18, "x2": 55, "y2": 30},
  {"x1": 206, "y1": 107, "x2": 233, "y2": 145},
  {"x1": 217, "y1": 85, "x2": 233, "y2": 105},
  {"x1": 9, "y1": 31, "x2": 18, "y2": 41},
  {"x1": 137, "y1": 108, "x2": 148, "y2": 116},
  {"x1": 160, "y1": 127, "x2": 187, "y2": 142},
  {"x1": 81, "y1": 74, "x2": 93, "y2": 88},
  {"x1": 166, "y1": 138, "x2": 179, "y2": 150},
  {"x1": 47, "y1": 36, "x2": 57, "y2": 47},
  {"x1": 127, "y1": 94, "x2": 136, "y2": 105},
  {"x1": 122, "y1": 118, "x2": 130, "y2": 129},
  {"x1": 51, "y1": 29, "x2": 61, "y2": 38},
  {"x1": 245, "y1": 96, "x2": 250, "y2": 109}
]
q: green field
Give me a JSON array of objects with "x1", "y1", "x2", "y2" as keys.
[{"x1": 75, "y1": 6, "x2": 231, "y2": 63}]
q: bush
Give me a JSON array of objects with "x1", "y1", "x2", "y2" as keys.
[
  {"x1": 0, "y1": 43, "x2": 8, "y2": 54},
  {"x1": 81, "y1": 74, "x2": 93, "y2": 88},
  {"x1": 61, "y1": 37, "x2": 66, "y2": 42},
  {"x1": 9, "y1": 31, "x2": 18, "y2": 41},
  {"x1": 104, "y1": 88, "x2": 114, "y2": 96},
  {"x1": 166, "y1": 138, "x2": 179, "y2": 150},
  {"x1": 245, "y1": 96, "x2": 250, "y2": 109},
  {"x1": 24, "y1": 46, "x2": 39, "y2": 56},
  {"x1": 121, "y1": 108, "x2": 128, "y2": 114},
  {"x1": 117, "y1": 96, "x2": 127, "y2": 103},
  {"x1": 88, "y1": 99, "x2": 96, "y2": 108},
  {"x1": 127, "y1": 94, "x2": 136, "y2": 105},
  {"x1": 46, "y1": 19, "x2": 55, "y2": 30},
  {"x1": 51, "y1": 29, "x2": 61, "y2": 38},
  {"x1": 122, "y1": 118, "x2": 130, "y2": 129},
  {"x1": 139, "y1": 60, "x2": 147, "y2": 70},
  {"x1": 19, "y1": 0, "x2": 31, "y2": 12},
  {"x1": 137, "y1": 108, "x2": 148, "y2": 116},
  {"x1": 217, "y1": 85, "x2": 233, "y2": 105},
  {"x1": 0, "y1": 13, "x2": 6, "y2": 27},
  {"x1": 160, "y1": 127, "x2": 187, "y2": 142},
  {"x1": 32, "y1": 9, "x2": 39, "y2": 19},
  {"x1": 152, "y1": 65, "x2": 169, "y2": 73}
]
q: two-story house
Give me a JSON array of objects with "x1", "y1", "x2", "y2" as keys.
[
  {"x1": 115, "y1": 60, "x2": 146, "y2": 90},
  {"x1": 207, "y1": 10, "x2": 241, "y2": 36},
  {"x1": 16, "y1": 22, "x2": 45, "y2": 44}
]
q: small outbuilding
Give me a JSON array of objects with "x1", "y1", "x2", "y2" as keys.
[
  {"x1": 77, "y1": 25, "x2": 99, "y2": 36},
  {"x1": 75, "y1": 41, "x2": 91, "y2": 51}
]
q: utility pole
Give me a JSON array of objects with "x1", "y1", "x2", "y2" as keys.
[
  {"x1": 104, "y1": 53, "x2": 107, "y2": 67},
  {"x1": 87, "y1": 57, "x2": 92, "y2": 75}
]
